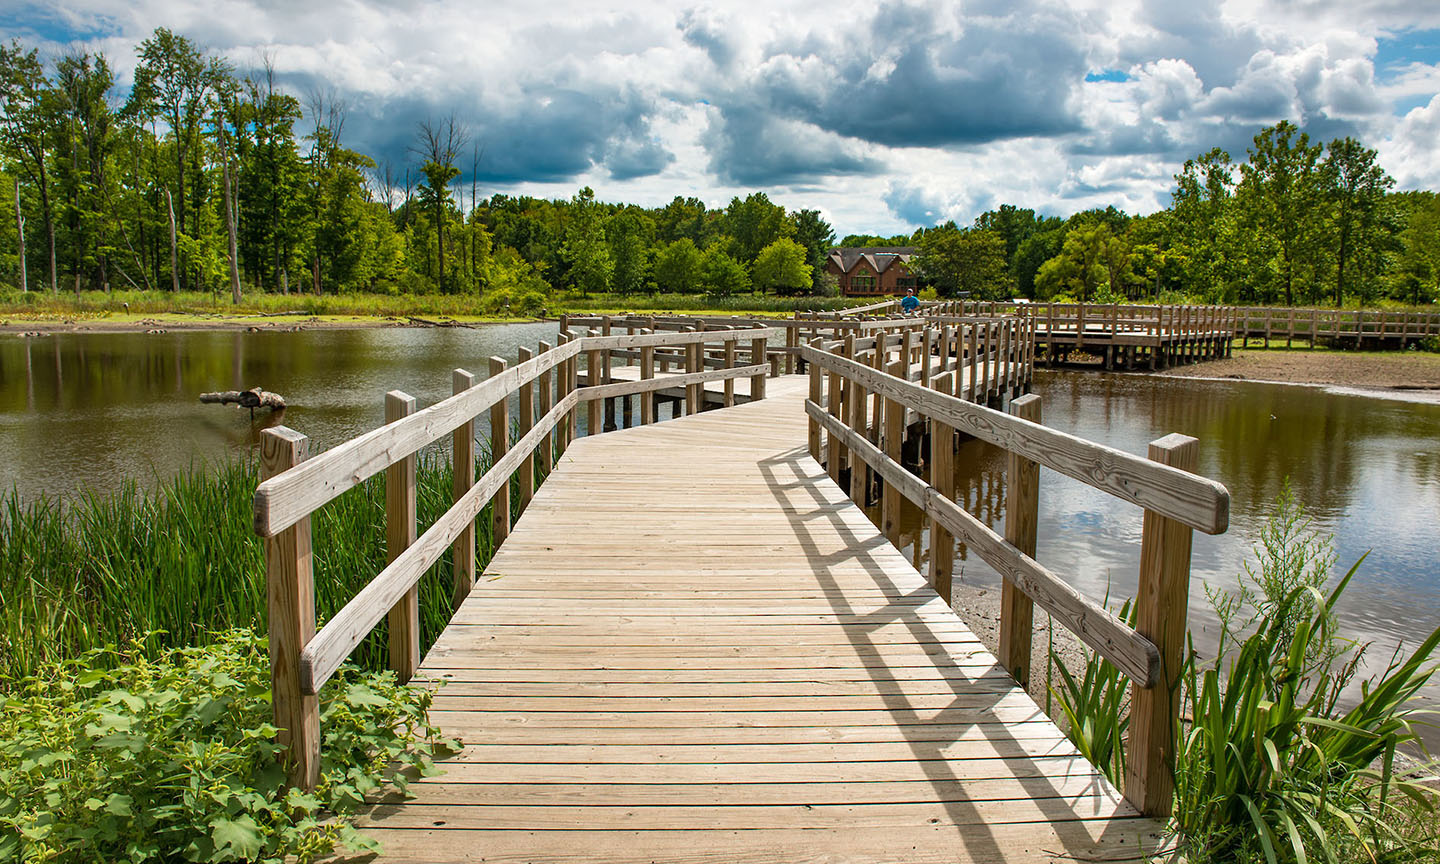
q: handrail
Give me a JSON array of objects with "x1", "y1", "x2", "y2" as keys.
[
  {"x1": 257, "y1": 324, "x2": 782, "y2": 791},
  {"x1": 800, "y1": 327, "x2": 1229, "y2": 819},
  {"x1": 803, "y1": 346, "x2": 1229, "y2": 535}
]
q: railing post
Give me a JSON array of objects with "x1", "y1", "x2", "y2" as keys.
[
  {"x1": 586, "y1": 329, "x2": 603, "y2": 434},
  {"x1": 882, "y1": 360, "x2": 904, "y2": 546},
  {"x1": 489, "y1": 358, "x2": 511, "y2": 546},
  {"x1": 685, "y1": 328, "x2": 702, "y2": 415},
  {"x1": 384, "y1": 390, "x2": 420, "y2": 684},
  {"x1": 786, "y1": 319, "x2": 798, "y2": 374},
  {"x1": 848, "y1": 341, "x2": 869, "y2": 506},
  {"x1": 640, "y1": 330, "x2": 655, "y2": 424},
  {"x1": 998, "y1": 394, "x2": 1041, "y2": 688},
  {"x1": 928, "y1": 374, "x2": 955, "y2": 604},
  {"x1": 537, "y1": 342, "x2": 554, "y2": 474},
  {"x1": 517, "y1": 346, "x2": 535, "y2": 515},
  {"x1": 966, "y1": 322, "x2": 978, "y2": 403},
  {"x1": 261, "y1": 426, "x2": 319, "y2": 791},
  {"x1": 451, "y1": 369, "x2": 477, "y2": 609},
  {"x1": 825, "y1": 337, "x2": 846, "y2": 485},
  {"x1": 1125, "y1": 433, "x2": 1198, "y2": 819},
  {"x1": 870, "y1": 330, "x2": 886, "y2": 441},
  {"x1": 806, "y1": 339, "x2": 822, "y2": 461},
  {"x1": 750, "y1": 334, "x2": 767, "y2": 401},
  {"x1": 723, "y1": 332, "x2": 737, "y2": 408}
]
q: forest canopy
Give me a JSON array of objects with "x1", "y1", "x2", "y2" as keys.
[{"x1": 1, "y1": 29, "x2": 1436, "y2": 310}]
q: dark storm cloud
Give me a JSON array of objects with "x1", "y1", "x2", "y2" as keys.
[
  {"x1": 702, "y1": 103, "x2": 880, "y2": 185},
  {"x1": 750, "y1": 2, "x2": 1087, "y2": 148},
  {"x1": 335, "y1": 84, "x2": 672, "y2": 185}
]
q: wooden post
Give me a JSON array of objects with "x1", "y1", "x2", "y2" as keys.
[
  {"x1": 849, "y1": 346, "x2": 869, "y2": 506},
  {"x1": 517, "y1": 346, "x2": 535, "y2": 515},
  {"x1": 537, "y1": 342, "x2": 554, "y2": 474},
  {"x1": 870, "y1": 330, "x2": 886, "y2": 440},
  {"x1": 929, "y1": 374, "x2": 956, "y2": 603},
  {"x1": 723, "y1": 335, "x2": 737, "y2": 408},
  {"x1": 384, "y1": 390, "x2": 420, "y2": 684},
  {"x1": 489, "y1": 358, "x2": 511, "y2": 546},
  {"x1": 686, "y1": 328, "x2": 702, "y2": 415},
  {"x1": 750, "y1": 335, "x2": 767, "y2": 401},
  {"x1": 1125, "y1": 433, "x2": 1198, "y2": 819},
  {"x1": 586, "y1": 330, "x2": 603, "y2": 434},
  {"x1": 261, "y1": 427, "x2": 319, "y2": 791},
  {"x1": 998, "y1": 394, "x2": 1041, "y2": 688},
  {"x1": 786, "y1": 319, "x2": 798, "y2": 374},
  {"x1": 451, "y1": 369, "x2": 477, "y2": 609},
  {"x1": 920, "y1": 327, "x2": 932, "y2": 386},
  {"x1": 966, "y1": 323, "x2": 978, "y2": 402},
  {"x1": 882, "y1": 361, "x2": 904, "y2": 547},
  {"x1": 807, "y1": 340, "x2": 823, "y2": 461},
  {"x1": 826, "y1": 340, "x2": 845, "y2": 485},
  {"x1": 640, "y1": 330, "x2": 655, "y2": 425}
]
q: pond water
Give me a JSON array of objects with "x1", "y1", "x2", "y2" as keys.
[{"x1": 3, "y1": 325, "x2": 1437, "y2": 739}]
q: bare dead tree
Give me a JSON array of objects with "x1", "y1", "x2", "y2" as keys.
[{"x1": 411, "y1": 115, "x2": 469, "y2": 291}]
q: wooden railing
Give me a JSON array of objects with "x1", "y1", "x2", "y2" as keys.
[
  {"x1": 1235, "y1": 305, "x2": 1440, "y2": 346},
  {"x1": 801, "y1": 330, "x2": 1229, "y2": 818},
  {"x1": 252, "y1": 326, "x2": 779, "y2": 789}
]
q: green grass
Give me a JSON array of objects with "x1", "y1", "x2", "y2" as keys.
[{"x1": 0, "y1": 442, "x2": 529, "y2": 684}]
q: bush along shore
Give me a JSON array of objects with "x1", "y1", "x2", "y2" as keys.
[
  {"x1": 1051, "y1": 488, "x2": 1440, "y2": 863},
  {"x1": 0, "y1": 443, "x2": 533, "y2": 861}
]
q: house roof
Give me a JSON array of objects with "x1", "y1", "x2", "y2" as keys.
[{"x1": 826, "y1": 246, "x2": 917, "y2": 275}]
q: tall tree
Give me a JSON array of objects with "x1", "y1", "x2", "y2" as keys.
[
  {"x1": 1236, "y1": 121, "x2": 1325, "y2": 305},
  {"x1": 1320, "y1": 138, "x2": 1394, "y2": 306},
  {"x1": 0, "y1": 42, "x2": 58, "y2": 292},
  {"x1": 751, "y1": 237, "x2": 812, "y2": 294},
  {"x1": 1168, "y1": 148, "x2": 1235, "y2": 298},
  {"x1": 561, "y1": 186, "x2": 611, "y2": 297},
  {"x1": 789, "y1": 208, "x2": 834, "y2": 292},
  {"x1": 128, "y1": 28, "x2": 215, "y2": 290},
  {"x1": 654, "y1": 238, "x2": 702, "y2": 293},
  {"x1": 413, "y1": 114, "x2": 467, "y2": 292},
  {"x1": 915, "y1": 225, "x2": 1010, "y2": 299},
  {"x1": 721, "y1": 192, "x2": 791, "y2": 264}
]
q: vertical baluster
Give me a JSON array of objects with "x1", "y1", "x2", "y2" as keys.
[
  {"x1": 750, "y1": 333, "x2": 768, "y2": 401},
  {"x1": 882, "y1": 360, "x2": 904, "y2": 546},
  {"x1": 586, "y1": 330, "x2": 603, "y2": 434},
  {"x1": 640, "y1": 330, "x2": 655, "y2": 425},
  {"x1": 723, "y1": 331, "x2": 737, "y2": 408},
  {"x1": 928, "y1": 372, "x2": 955, "y2": 604},
  {"x1": 848, "y1": 340, "x2": 869, "y2": 507},
  {"x1": 998, "y1": 394, "x2": 1041, "y2": 687},
  {"x1": 537, "y1": 342, "x2": 554, "y2": 474},
  {"x1": 489, "y1": 358, "x2": 511, "y2": 546},
  {"x1": 685, "y1": 327, "x2": 702, "y2": 415},
  {"x1": 261, "y1": 427, "x2": 319, "y2": 790},
  {"x1": 806, "y1": 338, "x2": 823, "y2": 461},
  {"x1": 385, "y1": 390, "x2": 419, "y2": 683},
  {"x1": 517, "y1": 346, "x2": 535, "y2": 515},
  {"x1": 1125, "y1": 433, "x2": 1199, "y2": 819},
  {"x1": 451, "y1": 369, "x2": 477, "y2": 609}
]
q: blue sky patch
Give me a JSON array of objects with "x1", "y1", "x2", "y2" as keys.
[
  {"x1": 1085, "y1": 69, "x2": 1129, "y2": 83},
  {"x1": 1375, "y1": 29, "x2": 1440, "y2": 77}
]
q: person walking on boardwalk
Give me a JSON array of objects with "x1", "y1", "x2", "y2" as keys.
[{"x1": 901, "y1": 287, "x2": 920, "y2": 315}]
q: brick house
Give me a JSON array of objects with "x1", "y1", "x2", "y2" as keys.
[{"x1": 823, "y1": 247, "x2": 919, "y2": 297}]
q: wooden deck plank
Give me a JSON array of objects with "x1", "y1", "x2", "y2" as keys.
[{"x1": 330, "y1": 374, "x2": 1164, "y2": 863}]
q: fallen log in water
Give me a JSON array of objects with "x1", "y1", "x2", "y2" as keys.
[{"x1": 199, "y1": 387, "x2": 286, "y2": 410}]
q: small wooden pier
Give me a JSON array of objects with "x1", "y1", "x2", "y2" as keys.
[{"x1": 250, "y1": 315, "x2": 1229, "y2": 863}]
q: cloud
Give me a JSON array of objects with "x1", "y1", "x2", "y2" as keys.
[{"x1": 701, "y1": 103, "x2": 880, "y2": 185}]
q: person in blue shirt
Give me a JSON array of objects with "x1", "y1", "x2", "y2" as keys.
[{"x1": 900, "y1": 288, "x2": 920, "y2": 314}]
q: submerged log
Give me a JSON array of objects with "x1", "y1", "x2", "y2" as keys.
[{"x1": 200, "y1": 387, "x2": 286, "y2": 410}]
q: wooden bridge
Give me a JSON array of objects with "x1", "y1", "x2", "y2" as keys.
[{"x1": 251, "y1": 317, "x2": 1229, "y2": 862}]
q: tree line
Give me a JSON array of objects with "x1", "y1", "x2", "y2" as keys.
[
  {"x1": 889, "y1": 121, "x2": 1436, "y2": 307},
  {"x1": 0, "y1": 29, "x2": 836, "y2": 312},
  {"x1": 1, "y1": 28, "x2": 1435, "y2": 310}
]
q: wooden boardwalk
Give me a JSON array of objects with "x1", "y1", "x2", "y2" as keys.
[{"x1": 344, "y1": 376, "x2": 1165, "y2": 863}]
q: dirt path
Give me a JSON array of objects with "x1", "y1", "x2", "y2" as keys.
[{"x1": 1159, "y1": 348, "x2": 1440, "y2": 393}]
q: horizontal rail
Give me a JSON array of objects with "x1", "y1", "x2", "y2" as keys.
[
  {"x1": 801, "y1": 344, "x2": 1229, "y2": 535},
  {"x1": 299, "y1": 388, "x2": 580, "y2": 693},
  {"x1": 254, "y1": 340, "x2": 581, "y2": 538},
  {"x1": 580, "y1": 364, "x2": 769, "y2": 401},
  {"x1": 806, "y1": 401, "x2": 1159, "y2": 686}
]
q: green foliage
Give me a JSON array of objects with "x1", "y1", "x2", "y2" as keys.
[
  {"x1": 914, "y1": 225, "x2": 1011, "y2": 299},
  {"x1": 1050, "y1": 489, "x2": 1440, "y2": 863},
  {"x1": 653, "y1": 238, "x2": 703, "y2": 293},
  {"x1": 1049, "y1": 599, "x2": 1135, "y2": 784},
  {"x1": 0, "y1": 630, "x2": 450, "y2": 862},
  {"x1": 0, "y1": 451, "x2": 497, "y2": 683},
  {"x1": 751, "y1": 237, "x2": 812, "y2": 295},
  {"x1": 700, "y1": 245, "x2": 750, "y2": 297}
]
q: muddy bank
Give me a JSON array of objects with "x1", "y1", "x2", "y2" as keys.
[
  {"x1": 0, "y1": 313, "x2": 527, "y2": 335},
  {"x1": 1158, "y1": 348, "x2": 1440, "y2": 393}
]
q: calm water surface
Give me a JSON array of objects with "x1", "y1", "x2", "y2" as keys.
[{"x1": 3, "y1": 327, "x2": 1437, "y2": 734}]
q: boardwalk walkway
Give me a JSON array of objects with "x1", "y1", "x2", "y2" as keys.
[{"x1": 346, "y1": 376, "x2": 1165, "y2": 863}]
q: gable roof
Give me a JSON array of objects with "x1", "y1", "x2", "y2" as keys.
[{"x1": 826, "y1": 246, "x2": 917, "y2": 275}]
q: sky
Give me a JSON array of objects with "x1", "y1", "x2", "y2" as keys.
[{"x1": 5, "y1": 0, "x2": 1440, "y2": 239}]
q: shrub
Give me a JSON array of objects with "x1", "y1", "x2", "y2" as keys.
[{"x1": 0, "y1": 630, "x2": 452, "y2": 863}]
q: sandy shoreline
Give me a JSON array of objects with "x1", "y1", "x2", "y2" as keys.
[{"x1": 1155, "y1": 348, "x2": 1440, "y2": 400}]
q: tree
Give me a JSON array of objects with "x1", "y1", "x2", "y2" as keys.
[
  {"x1": 561, "y1": 187, "x2": 611, "y2": 297},
  {"x1": 1390, "y1": 192, "x2": 1440, "y2": 306},
  {"x1": 1321, "y1": 138, "x2": 1394, "y2": 306},
  {"x1": 700, "y1": 244, "x2": 749, "y2": 296},
  {"x1": 654, "y1": 237, "x2": 702, "y2": 293},
  {"x1": 721, "y1": 192, "x2": 791, "y2": 264},
  {"x1": 915, "y1": 225, "x2": 1010, "y2": 299},
  {"x1": 1236, "y1": 121, "x2": 1325, "y2": 305},
  {"x1": 790, "y1": 208, "x2": 835, "y2": 292},
  {"x1": 413, "y1": 114, "x2": 467, "y2": 292},
  {"x1": 607, "y1": 208, "x2": 652, "y2": 295},
  {"x1": 1169, "y1": 148, "x2": 1236, "y2": 299},
  {"x1": 0, "y1": 41, "x2": 58, "y2": 292},
  {"x1": 1035, "y1": 223, "x2": 1109, "y2": 300},
  {"x1": 751, "y1": 237, "x2": 811, "y2": 294}
]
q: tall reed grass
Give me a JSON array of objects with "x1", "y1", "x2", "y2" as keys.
[{"x1": 0, "y1": 447, "x2": 508, "y2": 684}]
